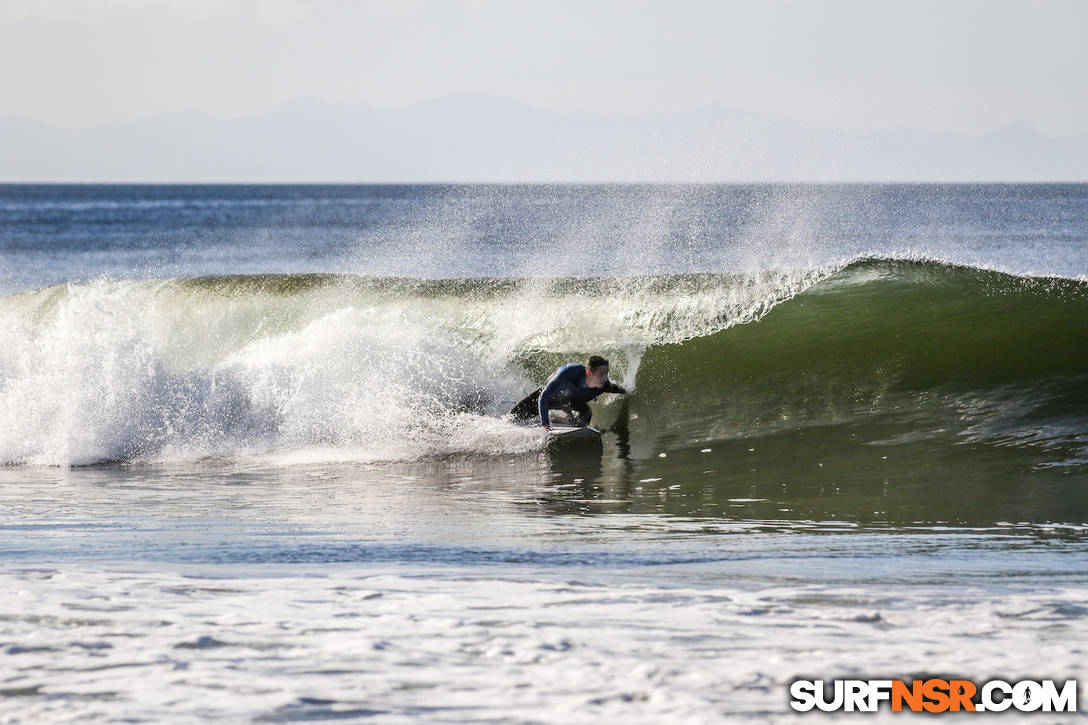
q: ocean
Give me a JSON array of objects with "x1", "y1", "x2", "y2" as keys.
[{"x1": 1, "y1": 183, "x2": 1086, "y2": 722}]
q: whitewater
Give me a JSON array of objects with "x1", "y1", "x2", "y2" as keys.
[{"x1": 2, "y1": 184, "x2": 1087, "y2": 722}]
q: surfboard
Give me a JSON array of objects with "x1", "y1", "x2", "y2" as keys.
[{"x1": 547, "y1": 425, "x2": 602, "y2": 440}]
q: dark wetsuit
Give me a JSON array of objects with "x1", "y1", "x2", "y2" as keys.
[{"x1": 509, "y1": 363, "x2": 626, "y2": 427}]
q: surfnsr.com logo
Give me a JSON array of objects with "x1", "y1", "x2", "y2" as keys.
[{"x1": 789, "y1": 679, "x2": 1078, "y2": 713}]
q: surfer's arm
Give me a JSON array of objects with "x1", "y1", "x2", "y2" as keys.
[
  {"x1": 538, "y1": 375, "x2": 566, "y2": 428},
  {"x1": 603, "y1": 381, "x2": 627, "y2": 395}
]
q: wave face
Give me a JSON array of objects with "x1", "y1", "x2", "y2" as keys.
[
  {"x1": 1, "y1": 258, "x2": 1086, "y2": 468},
  {"x1": 634, "y1": 259, "x2": 1088, "y2": 453}
]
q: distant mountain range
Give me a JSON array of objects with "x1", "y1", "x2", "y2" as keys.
[{"x1": 2, "y1": 94, "x2": 1085, "y2": 182}]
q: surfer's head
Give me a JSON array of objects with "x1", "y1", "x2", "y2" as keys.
[{"x1": 586, "y1": 355, "x2": 609, "y2": 388}]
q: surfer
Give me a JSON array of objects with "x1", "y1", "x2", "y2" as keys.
[{"x1": 510, "y1": 355, "x2": 627, "y2": 429}]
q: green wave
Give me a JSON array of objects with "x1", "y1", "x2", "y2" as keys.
[
  {"x1": 617, "y1": 258, "x2": 1088, "y2": 473},
  {"x1": 3, "y1": 258, "x2": 1086, "y2": 470}
]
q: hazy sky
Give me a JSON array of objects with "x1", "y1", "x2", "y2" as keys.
[{"x1": 1, "y1": 0, "x2": 1086, "y2": 135}]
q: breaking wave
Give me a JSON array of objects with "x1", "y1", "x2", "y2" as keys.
[{"x1": 1, "y1": 258, "x2": 1085, "y2": 467}]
